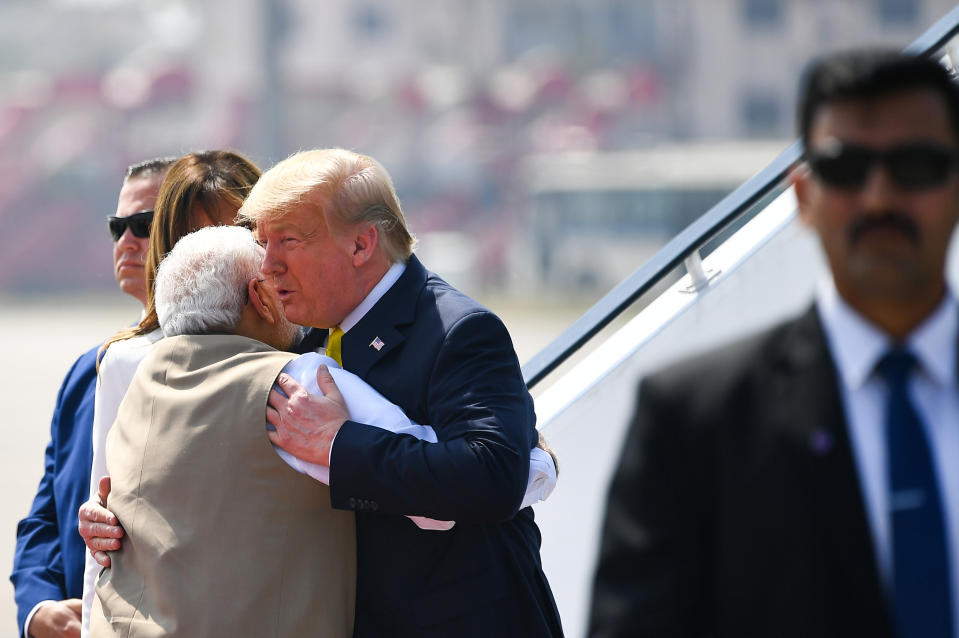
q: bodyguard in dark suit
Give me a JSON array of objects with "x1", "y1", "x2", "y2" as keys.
[
  {"x1": 589, "y1": 50, "x2": 959, "y2": 638},
  {"x1": 11, "y1": 158, "x2": 172, "y2": 638},
  {"x1": 241, "y1": 149, "x2": 562, "y2": 637}
]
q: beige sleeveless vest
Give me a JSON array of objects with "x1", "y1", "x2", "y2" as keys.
[{"x1": 90, "y1": 334, "x2": 356, "y2": 638}]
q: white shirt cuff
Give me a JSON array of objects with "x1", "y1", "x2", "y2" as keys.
[{"x1": 25, "y1": 600, "x2": 56, "y2": 638}]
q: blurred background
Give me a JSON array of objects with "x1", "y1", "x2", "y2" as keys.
[
  {"x1": 3, "y1": 0, "x2": 957, "y2": 634},
  {"x1": 3, "y1": 0, "x2": 954, "y2": 302}
]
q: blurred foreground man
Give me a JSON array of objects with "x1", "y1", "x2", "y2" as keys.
[
  {"x1": 589, "y1": 50, "x2": 959, "y2": 638},
  {"x1": 11, "y1": 158, "x2": 172, "y2": 638}
]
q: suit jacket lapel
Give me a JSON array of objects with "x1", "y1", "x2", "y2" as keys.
[
  {"x1": 773, "y1": 306, "x2": 893, "y2": 636},
  {"x1": 341, "y1": 255, "x2": 426, "y2": 379}
]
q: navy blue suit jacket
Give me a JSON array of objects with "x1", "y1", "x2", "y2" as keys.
[
  {"x1": 11, "y1": 345, "x2": 97, "y2": 635},
  {"x1": 314, "y1": 255, "x2": 562, "y2": 637}
]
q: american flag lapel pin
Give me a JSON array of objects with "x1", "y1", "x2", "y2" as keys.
[{"x1": 370, "y1": 336, "x2": 385, "y2": 351}]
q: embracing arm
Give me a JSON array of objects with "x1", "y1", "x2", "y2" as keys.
[
  {"x1": 329, "y1": 311, "x2": 537, "y2": 523},
  {"x1": 272, "y1": 351, "x2": 553, "y2": 528}
]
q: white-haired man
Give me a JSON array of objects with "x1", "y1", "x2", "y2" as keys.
[
  {"x1": 90, "y1": 225, "x2": 354, "y2": 637},
  {"x1": 88, "y1": 225, "x2": 557, "y2": 637}
]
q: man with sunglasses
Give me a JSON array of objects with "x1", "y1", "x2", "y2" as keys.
[
  {"x1": 590, "y1": 50, "x2": 959, "y2": 638},
  {"x1": 107, "y1": 209, "x2": 154, "y2": 303},
  {"x1": 11, "y1": 157, "x2": 175, "y2": 638}
]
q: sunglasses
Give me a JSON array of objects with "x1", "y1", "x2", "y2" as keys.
[
  {"x1": 805, "y1": 140, "x2": 959, "y2": 191},
  {"x1": 107, "y1": 210, "x2": 154, "y2": 241}
]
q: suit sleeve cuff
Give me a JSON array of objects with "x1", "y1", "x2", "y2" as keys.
[
  {"x1": 25, "y1": 600, "x2": 56, "y2": 638},
  {"x1": 328, "y1": 429, "x2": 339, "y2": 469}
]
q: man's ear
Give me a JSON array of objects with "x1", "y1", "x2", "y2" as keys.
[
  {"x1": 247, "y1": 278, "x2": 277, "y2": 324},
  {"x1": 350, "y1": 222, "x2": 379, "y2": 267},
  {"x1": 790, "y1": 164, "x2": 813, "y2": 226}
]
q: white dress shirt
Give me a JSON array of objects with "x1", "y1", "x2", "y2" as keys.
[
  {"x1": 319, "y1": 260, "x2": 406, "y2": 468},
  {"x1": 816, "y1": 277, "x2": 959, "y2": 635},
  {"x1": 337, "y1": 260, "x2": 406, "y2": 333}
]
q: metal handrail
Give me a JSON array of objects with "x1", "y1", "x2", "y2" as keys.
[{"x1": 522, "y1": 4, "x2": 959, "y2": 389}]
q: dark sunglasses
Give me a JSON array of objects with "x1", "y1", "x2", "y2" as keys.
[
  {"x1": 107, "y1": 210, "x2": 154, "y2": 241},
  {"x1": 805, "y1": 140, "x2": 959, "y2": 191}
]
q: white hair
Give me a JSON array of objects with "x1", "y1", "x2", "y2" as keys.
[{"x1": 155, "y1": 225, "x2": 264, "y2": 337}]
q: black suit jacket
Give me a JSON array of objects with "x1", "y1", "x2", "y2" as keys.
[
  {"x1": 589, "y1": 306, "x2": 900, "y2": 638},
  {"x1": 308, "y1": 255, "x2": 562, "y2": 637}
]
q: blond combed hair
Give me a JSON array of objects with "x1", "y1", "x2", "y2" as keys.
[{"x1": 238, "y1": 148, "x2": 415, "y2": 262}]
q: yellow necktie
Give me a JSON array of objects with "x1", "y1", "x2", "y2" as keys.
[{"x1": 326, "y1": 326, "x2": 344, "y2": 366}]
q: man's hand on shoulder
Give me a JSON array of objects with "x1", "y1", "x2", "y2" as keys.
[
  {"x1": 267, "y1": 364, "x2": 348, "y2": 467},
  {"x1": 28, "y1": 598, "x2": 81, "y2": 638},
  {"x1": 78, "y1": 476, "x2": 123, "y2": 567}
]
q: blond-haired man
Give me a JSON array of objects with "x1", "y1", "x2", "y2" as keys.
[{"x1": 242, "y1": 149, "x2": 562, "y2": 637}]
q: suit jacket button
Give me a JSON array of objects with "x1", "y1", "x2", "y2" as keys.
[
  {"x1": 370, "y1": 501, "x2": 378, "y2": 511},
  {"x1": 348, "y1": 497, "x2": 357, "y2": 509}
]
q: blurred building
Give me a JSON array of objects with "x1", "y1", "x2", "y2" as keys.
[{"x1": 0, "y1": 0, "x2": 954, "y2": 297}]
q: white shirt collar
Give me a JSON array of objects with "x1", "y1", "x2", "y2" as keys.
[
  {"x1": 910, "y1": 289, "x2": 957, "y2": 388},
  {"x1": 338, "y1": 260, "x2": 407, "y2": 333},
  {"x1": 816, "y1": 275, "x2": 957, "y2": 391}
]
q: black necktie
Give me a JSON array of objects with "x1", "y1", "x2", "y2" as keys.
[{"x1": 877, "y1": 348, "x2": 953, "y2": 638}]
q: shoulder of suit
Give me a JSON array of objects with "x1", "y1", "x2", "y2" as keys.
[
  {"x1": 54, "y1": 342, "x2": 102, "y2": 398},
  {"x1": 423, "y1": 271, "x2": 486, "y2": 308},
  {"x1": 65, "y1": 342, "x2": 102, "y2": 376},
  {"x1": 419, "y1": 271, "x2": 503, "y2": 329}
]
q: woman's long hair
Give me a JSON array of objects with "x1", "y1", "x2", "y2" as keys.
[{"x1": 99, "y1": 150, "x2": 261, "y2": 365}]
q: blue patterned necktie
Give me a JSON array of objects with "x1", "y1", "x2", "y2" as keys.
[{"x1": 876, "y1": 348, "x2": 953, "y2": 638}]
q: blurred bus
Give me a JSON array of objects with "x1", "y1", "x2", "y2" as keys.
[{"x1": 519, "y1": 141, "x2": 789, "y2": 294}]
